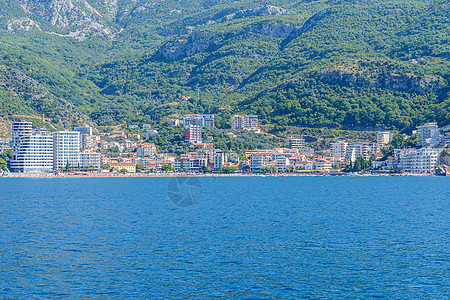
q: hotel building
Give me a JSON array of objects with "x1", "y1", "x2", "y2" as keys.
[{"x1": 53, "y1": 131, "x2": 80, "y2": 170}]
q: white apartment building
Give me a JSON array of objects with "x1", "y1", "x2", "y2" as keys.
[
  {"x1": 137, "y1": 143, "x2": 156, "y2": 157},
  {"x1": 276, "y1": 156, "x2": 289, "y2": 172},
  {"x1": 397, "y1": 148, "x2": 439, "y2": 173},
  {"x1": 417, "y1": 123, "x2": 440, "y2": 147},
  {"x1": 214, "y1": 151, "x2": 225, "y2": 169},
  {"x1": 185, "y1": 124, "x2": 202, "y2": 143},
  {"x1": 377, "y1": 132, "x2": 394, "y2": 146},
  {"x1": 79, "y1": 151, "x2": 101, "y2": 169},
  {"x1": 11, "y1": 121, "x2": 32, "y2": 156},
  {"x1": 53, "y1": 131, "x2": 80, "y2": 170},
  {"x1": 285, "y1": 137, "x2": 305, "y2": 150},
  {"x1": 331, "y1": 141, "x2": 348, "y2": 158},
  {"x1": 9, "y1": 126, "x2": 53, "y2": 173},
  {"x1": 231, "y1": 115, "x2": 259, "y2": 130},
  {"x1": 251, "y1": 154, "x2": 265, "y2": 171}
]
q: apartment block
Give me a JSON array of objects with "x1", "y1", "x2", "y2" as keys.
[
  {"x1": 183, "y1": 114, "x2": 214, "y2": 129},
  {"x1": 416, "y1": 123, "x2": 440, "y2": 147},
  {"x1": 377, "y1": 132, "x2": 394, "y2": 146},
  {"x1": 53, "y1": 131, "x2": 80, "y2": 170},
  {"x1": 137, "y1": 143, "x2": 156, "y2": 157},
  {"x1": 74, "y1": 126, "x2": 93, "y2": 136},
  {"x1": 331, "y1": 141, "x2": 348, "y2": 158},
  {"x1": 285, "y1": 137, "x2": 305, "y2": 150},
  {"x1": 9, "y1": 122, "x2": 53, "y2": 172},
  {"x1": 185, "y1": 124, "x2": 202, "y2": 143},
  {"x1": 231, "y1": 115, "x2": 259, "y2": 130}
]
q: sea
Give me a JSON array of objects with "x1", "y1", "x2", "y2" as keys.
[{"x1": 0, "y1": 176, "x2": 448, "y2": 299}]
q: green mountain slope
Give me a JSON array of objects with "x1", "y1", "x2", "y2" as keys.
[{"x1": 0, "y1": 0, "x2": 448, "y2": 134}]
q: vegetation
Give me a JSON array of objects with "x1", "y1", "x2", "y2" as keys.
[{"x1": 0, "y1": 0, "x2": 448, "y2": 135}]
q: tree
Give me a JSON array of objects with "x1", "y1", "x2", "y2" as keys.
[
  {"x1": 0, "y1": 158, "x2": 8, "y2": 171},
  {"x1": 65, "y1": 160, "x2": 70, "y2": 171},
  {"x1": 161, "y1": 164, "x2": 174, "y2": 172},
  {"x1": 136, "y1": 163, "x2": 143, "y2": 172}
]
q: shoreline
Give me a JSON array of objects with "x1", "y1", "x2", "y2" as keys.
[{"x1": 0, "y1": 172, "x2": 441, "y2": 178}]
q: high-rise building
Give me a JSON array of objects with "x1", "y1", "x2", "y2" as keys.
[
  {"x1": 285, "y1": 137, "x2": 305, "y2": 150},
  {"x1": 377, "y1": 132, "x2": 394, "y2": 146},
  {"x1": 11, "y1": 121, "x2": 32, "y2": 157},
  {"x1": 9, "y1": 122, "x2": 53, "y2": 172},
  {"x1": 214, "y1": 151, "x2": 225, "y2": 169},
  {"x1": 185, "y1": 125, "x2": 202, "y2": 144},
  {"x1": 74, "y1": 126, "x2": 93, "y2": 136},
  {"x1": 416, "y1": 123, "x2": 440, "y2": 147},
  {"x1": 331, "y1": 141, "x2": 348, "y2": 158},
  {"x1": 53, "y1": 131, "x2": 80, "y2": 170}
]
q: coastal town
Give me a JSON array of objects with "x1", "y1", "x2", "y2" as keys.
[{"x1": 0, "y1": 114, "x2": 449, "y2": 176}]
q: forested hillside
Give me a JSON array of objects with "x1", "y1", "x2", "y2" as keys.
[{"x1": 0, "y1": 0, "x2": 448, "y2": 135}]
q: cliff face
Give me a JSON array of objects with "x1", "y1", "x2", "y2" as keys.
[
  {"x1": 317, "y1": 61, "x2": 446, "y2": 94},
  {"x1": 1, "y1": 0, "x2": 117, "y2": 40}
]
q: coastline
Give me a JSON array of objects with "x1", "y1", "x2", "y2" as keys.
[{"x1": 1, "y1": 172, "x2": 439, "y2": 178}]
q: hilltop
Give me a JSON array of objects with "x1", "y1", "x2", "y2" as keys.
[{"x1": 0, "y1": 0, "x2": 448, "y2": 135}]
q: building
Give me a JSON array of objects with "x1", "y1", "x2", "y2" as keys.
[
  {"x1": 80, "y1": 134, "x2": 94, "y2": 150},
  {"x1": 143, "y1": 124, "x2": 152, "y2": 129},
  {"x1": 315, "y1": 159, "x2": 332, "y2": 172},
  {"x1": 185, "y1": 125, "x2": 202, "y2": 143},
  {"x1": 74, "y1": 126, "x2": 93, "y2": 136},
  {"x1": 416, "y1": 123, "x2": 440, "y2": 147},
  {"x1": 275, "y1": 156, "x2": 289, "y2": 172},
  {"x1": 345, "y1": 142, "x2": 380, "y2": 162},
  {"x1": 285, "y1": 137, "x2": 305, "y2": 150},
  {"x1": 9, "y1": 122, "x2": 53, "y2": 172},
  {"x1": 214, "y1": 151, "x2": 225, "y2": 169},
  {"x1": 377, "y1": 132, "x2": 394, "y2": 146},
  {"x1": 110, "y1": 162, "x2": 136, "y2": 173},
  {"x1": 251, "y1": 153, "x2": 265, "y2": 171},
  {"x1": 79, "y1": 151, "x2": 101, "y2": 169},
  {"x1": 146, "y1": 130, "x2": 158, "y2": 139},
  {"x1": 137, "y1": 143, "x2": 156, "y2": 157},
  {"x1": 331, "y1": 141, "x2": 348, "y2": 158},
  {"x1": 397, "y1": 148, "x2": 439, "y2": 173},
  {"x1": 183, "y1": 114, "x2": 214, "y2": 129},
  {"x1": 53, "y1": 131, "x2": 80, "y2": 170},
  {"x1": 11, "y1": 121, "x2": 32, "y2": 156},
  {"x1": 231, "y1": 115, "x2": 259, "y2": 130},
  {"x1": 128, "y1": 125, "x2": 139, "y2": 130},
  {"x1": 167, "y1": 119, "x2": 180, "y2": 127}
]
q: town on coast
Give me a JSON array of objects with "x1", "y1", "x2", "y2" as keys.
[{"x1": 1, "y1": 114, "x2": 449, "y2": 177}]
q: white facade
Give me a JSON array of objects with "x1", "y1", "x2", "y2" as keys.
[
  {"x1": 331, "y1": 141, "x2": 348, "y2": 158},
  {"x1": 285, "y1": 137, "x2": 305, "y2": 150},
  {"x1": 398, "y1": 148, "x2": 439, "y2": 173},
  {"x1": 276, "y1": 156, "x2": 289, "y2": 172},
  {"x1": 214, "y1": 151, "x2": 225, "y2": 169},
  {"x1": 251, "y1": 154, "x2": 264, "y2": 171},
  {"x1": 377, "y1": 132, "x2": 394, "y2": 146},
  {"x1": 185, "y1": 125, "x2": 202, "y2": 143},
  {"x1": 231, "y1": 115, "x2": 259, "y2": 130},
  {"x1": 11, "y1": 122, "x2": 32, "y2": 157},
  {"x1": 79, "y1": 151, "x2": 101, "y2": 169},
  {"x1": 9, "y1": 133, "x2": 53, "y2": 173},
  {"x1": 53, "y1": 131, "x2": 80, "y2": 170},
  {"x1": 417, "y1": 123, "x2": 440, "y2": 147}
]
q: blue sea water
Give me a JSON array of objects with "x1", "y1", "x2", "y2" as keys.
[{"x1": 0, "y1": 176, "x2": 448, "y2": 299}]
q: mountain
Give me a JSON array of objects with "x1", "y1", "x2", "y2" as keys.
[{"x1": 0, "y1": 0, "x2": 448, "y2": 135}]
